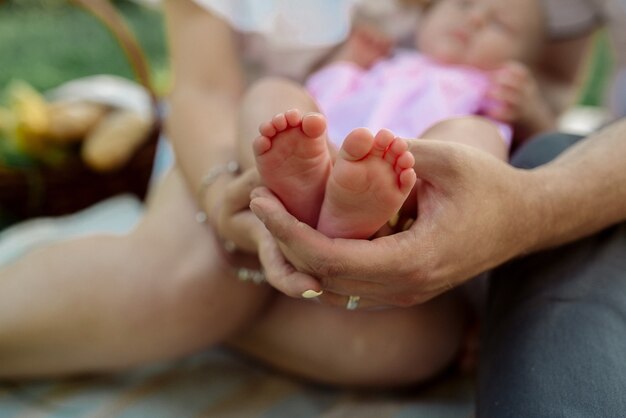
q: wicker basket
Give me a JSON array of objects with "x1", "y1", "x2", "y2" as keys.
[{"x1": 0, "y1": 0, "x2": 160, "y2": 220}]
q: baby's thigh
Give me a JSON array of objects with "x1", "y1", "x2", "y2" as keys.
[
  {"x1": 229, "y1": 292, "x2": 466, "y2": 387},
  {"x1": 421, "y1": 116, "x2": 509, "y2": 161}
]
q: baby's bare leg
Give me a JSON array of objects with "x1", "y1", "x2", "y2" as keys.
[
  {"x1": 230, "y1": 293, "x2": 466, "y2": 387},
  {"x1": 421, "y1": 116, "x2": 509, "y2": 161}
]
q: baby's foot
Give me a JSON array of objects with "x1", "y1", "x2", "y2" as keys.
[
  {"x1": 253, "y1": 109, "x2": 331, "y2": 227},
  {"x1": 317, "y1": 129, "x2": 416, "y2": 239}
]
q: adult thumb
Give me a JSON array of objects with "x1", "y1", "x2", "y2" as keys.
[
  {"x1": 249, "y1": 187, "x2": 300, "y2": 244},
  {"x1": 407, "y1": 139, "x2": 465, "y2": 184}
]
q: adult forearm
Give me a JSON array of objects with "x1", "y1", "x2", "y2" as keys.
[
  {"x1": 164, "y1": 0, "x2": 245, "y2": 209},
  {"x1": 526, "y1": 119, "x2": 626, "y2": 252},
  {"x1": 167, "y1": 89, "x2": 240, "y2": 198}
]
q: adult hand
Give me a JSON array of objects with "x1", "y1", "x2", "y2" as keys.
[
  {"x1": 205, "y1": 167, "x2": 266, "y2": 253},
  {"x1": 207, "y1": 166, "x2": 322, "y2": 295},
  {"x1": 250, "y1": 140, "x2": 543, "y2": 307}
]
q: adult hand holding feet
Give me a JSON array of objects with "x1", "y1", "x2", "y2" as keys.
[
  {"x1": 252, "y1": 111, "x2": 418, "y2": 303},
  {"x1": 251, "y1": 139, "x2": 541, "y2": 308}
]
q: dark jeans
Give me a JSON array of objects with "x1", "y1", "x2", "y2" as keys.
[{"x1": 477, "y1": 133, "x2": 626, "y2": 417}]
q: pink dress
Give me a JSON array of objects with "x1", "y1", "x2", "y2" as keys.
[{"x1": 306, "y1": 50, "x2": 511, "y2": 148}]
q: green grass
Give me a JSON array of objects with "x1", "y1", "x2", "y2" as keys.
[
  {"x1": 578, "y1": 31, "x2": 614, "y2": 107},
  {"x1": 0, "y1": 0, "x2": 169, "y2": 95}
]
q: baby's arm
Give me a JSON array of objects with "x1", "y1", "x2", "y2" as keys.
[
  {"x1": 310, "y1": 25, "x2": 393, "y2": 75},
  {"x1": 484, "y1": 61, "x2": 557, "y2": 143}
]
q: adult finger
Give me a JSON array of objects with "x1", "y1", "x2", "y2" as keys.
[
  {"x1": 407, "y1": 139, "x2": 465, "y2": 185},
  {"x1": 222, "y1": 168, "x2": 262, "y2": 214},
  {"x1": 255, "y1": 226, "x2": 323, "y2": 299},
  {"x1": 225, "y1": 211, "x2": 267, "y2": 253},
  {"x1": 217, "y1": 169, "x2": 265, "y2": 252},
  {"x1": 251, "y1": 188, "x2": 408, "y2": 282},
  {"x1": 249, "y1": 186, "x2": 332, "y2": 269}
]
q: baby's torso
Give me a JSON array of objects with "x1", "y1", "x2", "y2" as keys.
[{"x1": 307, "y1": 51, "x2": 496, "y2": 147}]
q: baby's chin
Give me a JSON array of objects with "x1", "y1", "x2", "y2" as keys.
[
  {"x1": 427, "y1": 48, "x2": 472, "y2": 68},
  {"x1": 431, "y1": 52, "x2": 503, "y2": 71},
  {"x1": 429, "y1": 53, "x2": 471, "y2": 68},
  {"x1": 425, "y1": 45, "x2": 508, "y2": 70}
]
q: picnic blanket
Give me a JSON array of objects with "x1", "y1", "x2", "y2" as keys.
[{"x1": 0, "y1": 349, "x2": 474, "y2": 418}]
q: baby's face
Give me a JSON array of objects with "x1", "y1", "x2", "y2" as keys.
[{"x1": 417, "y1": 0, "x2": 543, "y2": 69}]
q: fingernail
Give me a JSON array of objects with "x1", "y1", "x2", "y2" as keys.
[
  {"x1": 249, "y1": 202, "x2": 264, "y2": 221},
  {"x1": 301, "y1": 290, "x2": 323, "y2": 299}
]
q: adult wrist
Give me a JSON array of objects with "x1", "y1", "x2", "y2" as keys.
[
  {"x1": 196, "y1": 161, "x2": 240, "y2": 225},
  {"x1": 515, "y1": 166, "x2": 560, "y2": 255}
]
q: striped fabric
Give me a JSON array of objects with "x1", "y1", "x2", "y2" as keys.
[{"x1": 0, "y1": 348, "x2": 474, "y2": 418}]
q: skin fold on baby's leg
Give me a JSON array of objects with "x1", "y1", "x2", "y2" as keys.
[
  {"x1": 253, "y1": 109, "x2": 332, "y2": 227},
  {"x1": 421, "y1": 116, "x2": 509, "y2": 160},
  {"x1": 317, "y1": 128, "x2": 417, "y2": 239}
]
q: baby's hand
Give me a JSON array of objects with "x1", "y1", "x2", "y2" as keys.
[
  {"x1": 484, "y1": 61, "x2": 538, "y2": 123},
  {"x1": 333, "y1": 25, "x2": 393, "y2": 69}
]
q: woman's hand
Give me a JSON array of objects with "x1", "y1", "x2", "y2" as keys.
[
  {"x1": 250, "y1": 139, "x2": 543, "y2": 308},
  {"x1": 205, "y1": 166, "x2": 322, "y2": 295},
  {"x1": 203, "y1": 167, "x2": 264, "y2": 253}
]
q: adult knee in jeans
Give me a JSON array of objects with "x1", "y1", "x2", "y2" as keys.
[
  {"x1": 479, "y1": 130, "x2": 626, "y2": 416},
  {"x1": 479, "y1": 223, "x2": 626, "y2": 417},
  {"x1": 510, "y1": 131, "x2": 583, "y2": 169}
]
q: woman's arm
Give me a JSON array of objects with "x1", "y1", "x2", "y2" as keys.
[{"x1": 164, "y1": 0, "x2": 245, "y2": 220}]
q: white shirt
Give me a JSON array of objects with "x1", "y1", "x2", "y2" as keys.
[
  {"x1": 191, "y1": 0, "x2": 419, "y2": 81},
  {"x1": 193, "y1": 0, "x2": 358, "y2": 48}
]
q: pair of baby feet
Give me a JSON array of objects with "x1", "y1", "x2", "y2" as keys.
[{"x1": 253, "y1": 109, "x2": 416, "y2": 239}]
